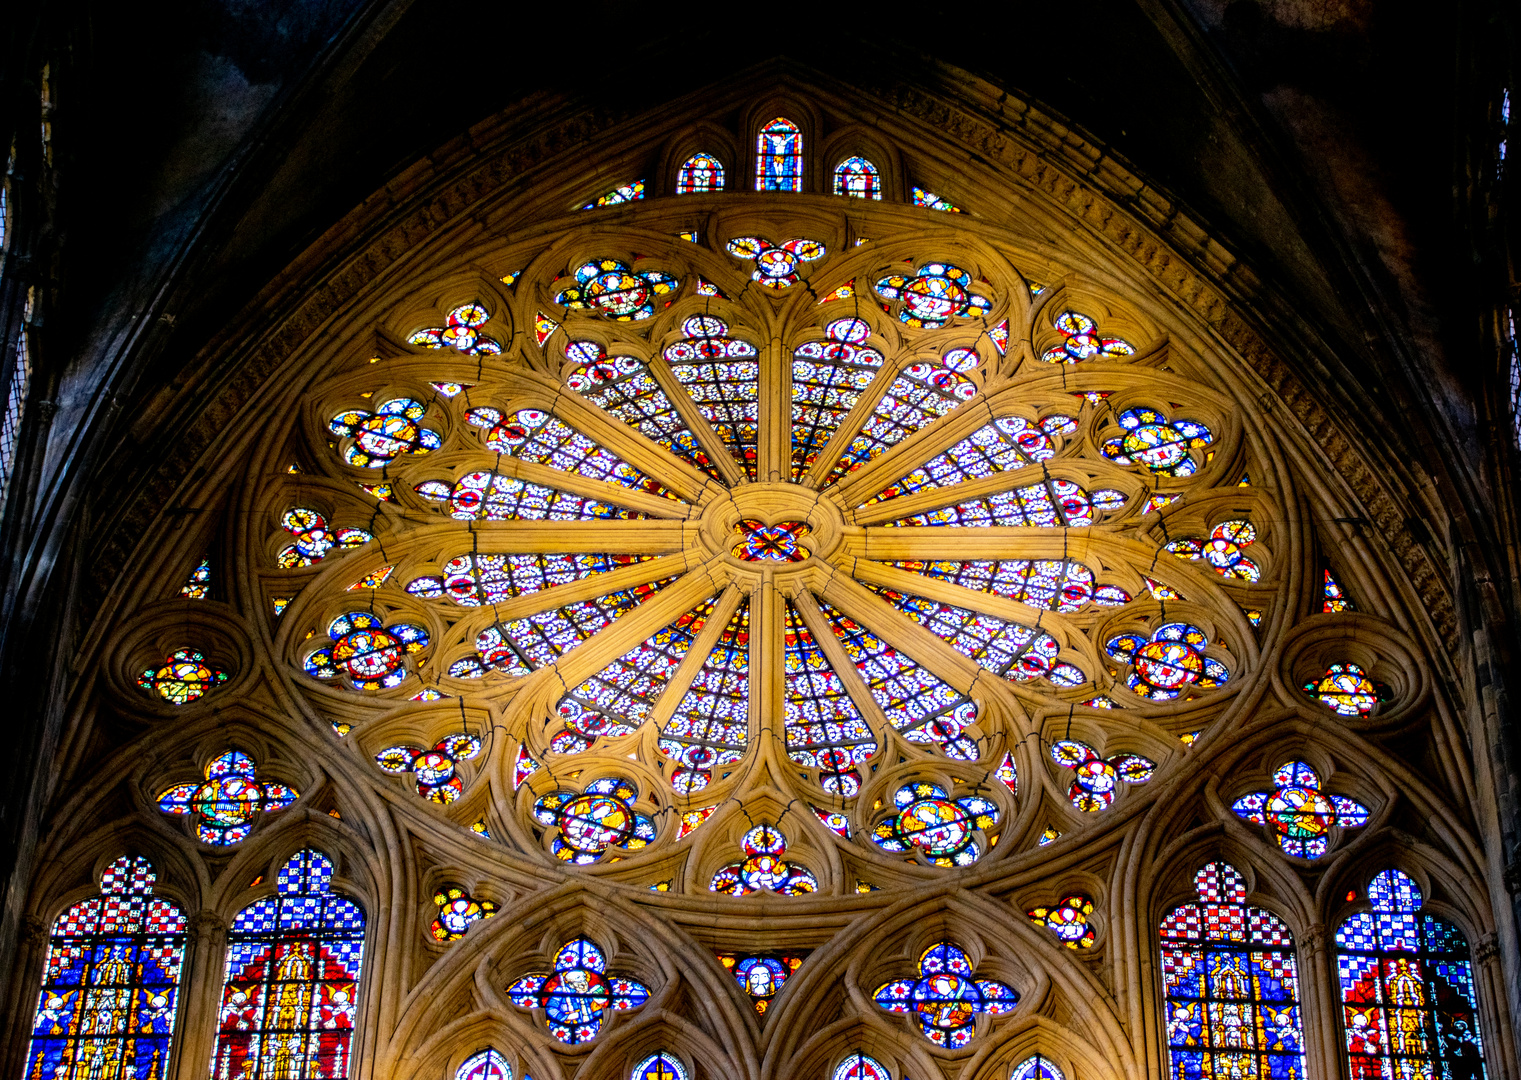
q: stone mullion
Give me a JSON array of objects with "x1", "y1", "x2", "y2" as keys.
[
  {"x1": 799, "y1": 350, "x2": 911, "y2": 490},
  {"x1": 821, "y1": 395, "x2": 998, "y2": 507},
  {"x1": 170, "y1": 910, "x2": 226, "y2": 1080},
  {"x1": 1297, "y1": 922, "x2": 1341, "y2": 1080},
  {"x1": 811, "y1": 568, "x2": 985, "y2": 695},
  {"x1": 784, "y1": 585, "x2": 893, "y2": 741},
  {"x1": 433, "y1": 519, "x2": 692, "y2": 556},
  {"x1": 753, "y1": 565, "x2": 789, "y2": 776},
  {"x1": 432, "y1": 549, "x2": 705, "y2": 628},
  {"x1": 526, "y1": 383, "x2": 723, "y2": 506},
  {"x1": 643, "y1": 354, "x2": 749, "y2": 490},
  {"x1": 547, "y1": 560, "x2": 730, "y2": 690},
  {"x1": 758, "y1": 334, "x2": 788, "y2": 482},
  {"x1": 844, "y1": 462, "x2": 1096, "y2": 527},
  {"x1": 477, "y1": 457, "x2": 699, "y2": 520},
  {"x1": 643, "y1": 583, "x2": 747, "y2": 731}
]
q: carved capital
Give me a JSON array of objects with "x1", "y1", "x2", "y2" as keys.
[
  {"x1": 1304, "y1": 923, "x2": 1328, "y2": 954},
  {"x1": 191, "y1": 909, "x2": 225, "y2": 945}
]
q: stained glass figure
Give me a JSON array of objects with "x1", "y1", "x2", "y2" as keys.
[
  {"x1": 1040, "y1": 311, "x2": 1135, "y2": 363},
  {"x1": 508, "y1": 938, "x2": 649, "y2": 1044},
  {"x1": 448, "y1": 579, "x2": 675, "y2": 680},
  {"x1": 180, "y1": 557, "x2": 211, "y2": 599},
  {"x1": 555, "y1": 258, "x2": 678, "y2": 322},
  {"x1": 819, "y1": 600, "x2": 980, "y2": 757},
  {"x1": 833, "y1": 1053, "x2": 892, "y2": 1080},
  {"x1": 1050, "y1": 739, "x2": 1155, "y2": 812},
  {"x1": 429, "y1": 886, "x2": 497, "y2": 942},
  {"x1": 912, "y1": 187, "x2": 963, "y2": 212},
  {"x1": 717, "y1": 953, "x2": 804, "y2": 1014},
  {"x1": 783, "y1": 601, "x2": 876, "y2": 795},
  {"x1": 414, "y1": 472, "x2": 646, "y2": 522},
  {"x1": 866, "y1": 586, "x2": 1068, "y2": 685},
  {"x1": 875, "y1": 262, "x2": 990, "y2": 328},
  {"x1": 1336, "y1": 869, "x2": 1487, "y2": 1080},
  {"x1": 1028, "y1": 895, "x2": 1096, "y2": 948},
  {"x1": 866, "y1": 416, "x2": 1057, "y2": 502},
  {"x1": 874, "y1": 940, "x2": 1017, "y2": 1047},
  {"x1": 725, "y1": 236, "x2": 826, "y2": 288},
  {"x1": 211, "y1": 850, "x2": 367, "y2": 1080},
  {"x1": 826, "y1": 350, "x2": 979, "y2": 481},
  {"x1": 1324, "y1": 568, "x2": 1355, "y2": 612},
  {"x1": 1011, "y1": 1056, "x2": 1066, "y2": 1080},
  {"x1": 138, "y1": 648, "x2": 228, "y2": 704},
  {"x1": 1160, "y1": 862, "x2": 1306, "y2": 1080},
  {"x1": 552, "y1": 598, "x2": 716, "y2": 754},
  {"x1": 1303, "y1": 662, "x2": 1389, "y2": 717},
  {"x1": 532, "y1": 776, "x2": 656, "y2": 864},
  {"x1": 157, "y1": 750, "x2": 297, "y2": 844},
  {"x1": 756, "y1": 117, "x2": 803, "y2": 192},
  {"x1": 884, "y1": 558, "x2": 1130, "y2": 612},
  {"x1": 1104, "y1": 623, "x2": 1229, "y2": 700},
  {"x1": 456, "y1": 1049, "x2": 512, "y2": 1080},
  {"x1": 676, "y1": 152, "x2": 725, "y2": 193},
  {"x1": 375, "y1": 732, "x2": 481, "y2": 803},
  {"x1": 663, "y1": 315, "x2": 760, "y2": 479},
  {"x1": 732, "y1": 519, "x2": 810, "y2": 561},
  {"x1": 660, "y1": 601, "x2": 750, "y2": 793},
  {"x1": 1100, "y1": 407, "x2": 1213, "y2": 476},
  {"x1": 834, "y1": 156, "x2": 882, "y2": 199},
  {"x1": 871, "y1": 780, "x2": 998, "y2": 866},
  {"x1": 24, "y1": 856, "x2": 187, "y2": 1080},
  {"x1": 564, "y1": 340, "x2": 721, "y2": 479},
  {"x1": 1166, "y1": 520, "x2": 1262, "y2": 582},
  {"x1": 791, "y1": 316, "x2": 886, "y2": 478},
  {"x1": 710, "y1": 824, "x2": 818, "y2": 895},
  {"x1": 406, "y1": 302, "x2": 502, "y2": 355},
  {"x1": 1231, "y1": 760, "x2": 1369, "y2": 859},
  {"x1": 406, "y1": 552, "x2": 649, "y2": 607},
  {"x1": 275, "y1": 507, "x2": 371, "y2": 568},
  {"x1": 880, "y1": 479, "x2": 1125, "y2": 529},
  {"x1": 304, "y1": 611, "x2": 427, "y2": 690},
  {"x1": 329, "y1": 397, "x2": 441, "y2": 468},
  {"x1": 466, "y1": 406, "x2": 680, "y2": 501},
  {"x1": 583, "y1": 180, "x2": 645, "y2": 208},
  {"x1": 631, "y1": 1053, "x2": 687, "y2": 1080}
]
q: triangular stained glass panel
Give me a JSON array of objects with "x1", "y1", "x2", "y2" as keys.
[
  {"x1": 791, "y1": 325, "x2": 886, "y2": 481},
  {"x1": 563, "y1": 343, "x2": 724, "y2": 481},
  {"x1": 862, "y1": 584, "x2": 1067, "y2": 684},
  {"x1": 452, "y1": 577, "x2": 679, "y2": 679},
  {"x1": 662, "y1": 316, "x2": 759, "y2": 480},
  {"x1": 824, "y1": 360, "x2": 978, "y2": 485},
  {"x1": 879, "y1": 479, "x2": 1121, "y2": 528},
  {"x1": 413, "y1": 472, "x2": 648, "y2": 522},
  {"x1": 816, "y1": 598, "x2": 978, "y2": 757},
  {"x1": 405, "y1": 552, "x2": 656, "y2": 607},
  {"x1": 553, "y1": 597, "x2": 719, "y2": 751},
  {"x1": 782, "y1": 600, "x2": 877, "y2": 795},
  {"x1": 864, "y1": 418, "x2": 1056, "y2": 504},
  {"x1": 659, "y1": 600, "x2": 751, "y2": 794},
  {"x1": 464, "y1": 407, "x2": 684, "y2": 503}
]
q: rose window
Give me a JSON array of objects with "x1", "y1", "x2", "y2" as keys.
[{"x1": 279, "y1": 216, "x2": 1265, "y2": 886}]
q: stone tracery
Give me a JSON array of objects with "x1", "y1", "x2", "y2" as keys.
[{"x1": 8, "y1": 74, "x2": 1504, "y2": 1080}]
